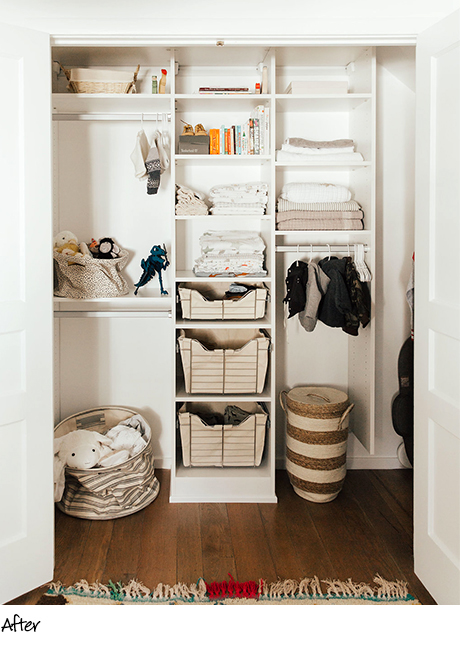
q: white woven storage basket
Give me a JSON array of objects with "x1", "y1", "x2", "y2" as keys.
[
  {"x1": 178, "y1": 328, "x2": 270, "y2": 394},
  {"x1": 178, "y1": 402, "x2": 268, "y2": 467},
  {"x1": 54, "y1": 406, "x2": 160, "y2": 520},
  {"x1": 60, "y1": 64, "x2": 140, "y2": 94},
  {"x1": 178, "y1": 282, "x2": 269, "y2": 320}
]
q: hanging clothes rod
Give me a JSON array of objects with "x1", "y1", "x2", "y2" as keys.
[
  {"x1": 275, "y1": 244, "x2": 370, "y2": 253},
  {"x1": 52, "y1": 113, "x2": 172, "y2": 122}
]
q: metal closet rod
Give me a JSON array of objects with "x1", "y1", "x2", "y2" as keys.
[
  {"x1": 275, "y1": 244, "x2": 370, "y2": 253},
  {"x1": 53, "y1": 112, "x2": 172, "y2": 121}
]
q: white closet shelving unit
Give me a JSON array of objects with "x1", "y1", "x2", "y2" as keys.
[{"x1": 51, "y1": 43, "x2": 376, "y2": 503}]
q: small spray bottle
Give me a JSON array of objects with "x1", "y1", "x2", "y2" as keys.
[{"x1": 159, "y1": 69, "x2": 167, "y2": 94}]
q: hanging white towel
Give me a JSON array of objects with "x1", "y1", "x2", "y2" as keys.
[{"x1": 130, "y1": 129, "x2": 150, "y2": 180}]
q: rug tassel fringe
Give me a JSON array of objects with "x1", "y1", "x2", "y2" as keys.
[{"x1": 47, "y1": 573, "x2": 411, "y2": 602}]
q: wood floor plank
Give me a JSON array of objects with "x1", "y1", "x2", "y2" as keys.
[
  {"x1": 258, "y1": 500, "x2": 305, "y2": 581},
  {"x1": 200, "y1": 503, "x2": 236, "y2": 583},
  {"x1": 53, "y1": 509, "x2": 92, "y2": 586},
  {"x1": 77, "y1": 520, "x2": 114, "y2": 583},
  {"x1": 176, "y1": 503, "x2": 203, "y2": 584},
  {"x1": 100, "y1": 510, "x2": 145, "y2": 585},
  {"x1": 274, "y1": 471, "x2": 338, "y2": 581},
  {"x1": 135, "y1": 469, "x2": 179, "y2": 587},
  {"x1": 226, "y1": 503, "x2": 277, "y2": 582},
  {"x1": 369, "y1": 469, "x2": 414, "y2": 532}
]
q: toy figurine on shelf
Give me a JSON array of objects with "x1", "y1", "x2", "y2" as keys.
[
  {"x1": 134, "y1": 244, "x2": 170, "y2": 296},
  {"x1": 159, "y1": 69, "x2": 167, "y2": 94}
]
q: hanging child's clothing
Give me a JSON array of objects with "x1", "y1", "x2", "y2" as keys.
[
  {"x1": 317, "y1": 256, "x2": 352, "y2": 328},
  {"x1": 298, "y1": 262, "x2": 330, "y2": 332},
  {"x1": 342, "y1": 256, "x2": 371, "y2": 336},
  {"x1": 283, "y1": 260, "x2": 309, "y2": 319}
]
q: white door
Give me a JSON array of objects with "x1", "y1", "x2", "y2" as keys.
[
  {"x1": 0, "y1": 22, "x2": 54, "y2": 604},
  {"x1": 414, "y1": 9, "x2": 460, "y2": 605}
]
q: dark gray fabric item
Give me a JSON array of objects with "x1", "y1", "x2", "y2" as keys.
[
  {"x1": 286, "y1": 138, "x2": 354, "y2": 149},
  {"x1": 318, "y1": 257, "x2": 352, "y2": 328},
  {"x1": 284, "y1": 261, "x2": 309, "y2": 318},
  {"x1": 145, "y1": 144, "x2": 161, "y2": 195}
]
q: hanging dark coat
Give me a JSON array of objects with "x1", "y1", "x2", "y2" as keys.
[
  {"x1": 342, "y1": 256, "x2": 371, "y2": 336},
  {"x1": 317, "y1": 257, "x2": 352, "y2": 328},
  {"x1": 283, "y1": 260, "x2": 309, "y2": 319}
]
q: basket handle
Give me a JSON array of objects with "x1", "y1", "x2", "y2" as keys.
[
  {"x1": 305, "y1": 392, "x2": 331, "y2": 403},
  {"x1": 279, "y1": 390, "x2": 288, "y2": 413},
  {"x1": 337, "y1": 403, "x2": 354, "y2": 430}
]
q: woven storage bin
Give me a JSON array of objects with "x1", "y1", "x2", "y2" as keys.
[
  {"x1": 60, "y1": 64, "x2": 140, "y2": 94},
  {"x1": 53, "y1": 249, "x2": 129, "y2": 299},
  {"x1": 178, "y1": 402, "x2": 268, "y2": 467},
  {"x1": 280, "y1": 387, "x2": 354, "y2": 503},
  {"x1": 178, "y1": 328, "x2": 270, "y2": 394},
  {"x1": 178, "y1": 282, "x2": 269, "y2": 320},
  {"x1": 54, "y1": 407, "x2": 160, "y2": 520}
]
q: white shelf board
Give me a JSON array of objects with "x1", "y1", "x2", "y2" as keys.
[
  {"x1": 175, "y1": 316, "x2": 272, "y2": 329},
  {"x1": 52, "y1": 92, "x2": 172, "y2": 117},
  {"x1": 175, "y1": 271, "x2": 270, "y2": 282},
  {"x1": 175, "y1": 383, "x2": 272, "y2": 402},
  {"x1": 275, "y1": 93, "x2": 371, "y2": 112},
  {"x1": 170, "y1": 462, "x2": 276, "y2": 503},
  {"x1": 174, "y1": 93, "x2": 271, "y2": 112},
  {"x1": 274, "y1": 229, "x2": 370, "y2": 238},
  {"x1": 175, "y1": 154, "x2": 271, "y2": 165},
  {"x1": 54, "y1": 288, "x2": 172, "y2": 312}
]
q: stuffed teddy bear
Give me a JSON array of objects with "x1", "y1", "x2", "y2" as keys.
[{"x1": 53, "y1": 231, "x2": 91, "y2": 258}]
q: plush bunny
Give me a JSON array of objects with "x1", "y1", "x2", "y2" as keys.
[{"x1": 54, "y1": 429, "x2": 113, "y2": 501}]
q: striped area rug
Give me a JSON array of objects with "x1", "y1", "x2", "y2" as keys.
[{"x1": 37, "y1": 574, "x2": 420, "y2": 605}]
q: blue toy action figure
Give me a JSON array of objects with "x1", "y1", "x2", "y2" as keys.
[{"x1": 134, "y1": 244, "x2": 170, "y2": 296}]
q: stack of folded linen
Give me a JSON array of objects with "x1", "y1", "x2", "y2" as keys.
[
  {"x1": 193, "y1": 230, "x2": 267, "y2": 277},
  {"x1": 208, "y1": 182, "x2": 269, "y2": 216},
  {"x1": 276, "y1": 138, "x2": 364, "y2": 163},
  {"x1": 276, "y1": 182, "x2": 364, "y2": 230},
  {"x1": 175, "y1": 184, "x2": 209, "y2": 215}
]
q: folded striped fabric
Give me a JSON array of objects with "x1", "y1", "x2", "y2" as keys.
[
  {"x1": 276, "y1": 219, "x2": 364, "y2": 231},
  {"x1": 276, "y1": 210, "x2": 364, "y2": 223},
  {"x1": 277, "y1": 198, "x2": 363, "y2": 213},
  {"x1": 280, "y1": 182, "x2": 352, "y2": 203}
]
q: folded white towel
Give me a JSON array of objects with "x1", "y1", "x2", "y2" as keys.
[
  {"x1": 281, "y1": 182, "x2": 352, "y2": 203},
  {"x1": 276, "y1": 150, "x2": 363, "y2": 162},
  {"x1": 281, "y1": 143, "x2": 355, "y2": 155}
]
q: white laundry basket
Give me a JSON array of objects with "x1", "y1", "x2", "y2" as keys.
[
  {"x1": 178, "y1": 402, "x2": 268, "y2": 467},
  {"x1": 178, "y1": 283, "x2": 269, "y2": 320},
  {"x1": 177, "y1": 328, "x2": 270, "y2": 394}
]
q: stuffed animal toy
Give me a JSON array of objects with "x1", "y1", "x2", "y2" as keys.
[
  {"x1": 95, "y1": 237, "x2": 121, "y2": 259},
  {"x1": 53, "y1": 230, "x2": 82, "y2": 257},
  {"x1": 54, "y1": 429, "x2": 113, "y2": 469}
]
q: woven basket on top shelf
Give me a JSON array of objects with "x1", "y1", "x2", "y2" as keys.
[{"x1": 59, "y1": 63, "x2": 140, "y2": 94}]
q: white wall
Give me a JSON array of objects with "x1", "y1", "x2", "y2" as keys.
[{"x1": 1, "y1": 0, "x2": 459, "y2": 36}]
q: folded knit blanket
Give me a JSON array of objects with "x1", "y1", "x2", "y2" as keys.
[
  {"x1": 210, "y1": 206, "x2": 266, "y2": 215},
  {"x1": 277, "y1": 198, "x2": 362, "y2": 212},
  {"x1": 276, "y1": 219, "x2": 364, "y2": 231},
  {"x1": 176, "y1": 202, "x2": 209, "y2": 215},
  {"x1": 281, "y1": 142, "x2": 355, "y2": 155},
  {"x1": 276, "y1": 150, "x2": 363, "y2": 162},
  {"x1": 281, "y1": 182, "x2": 352, "y2": 203},
  {"x1": 286, "y1": 138, "x2": 354, "y2": 149},
  {"x1": 209, "y1": 182, "x2": 269, "y2": 196},
  {"x1": 276, "y1": 210, "x2": 364, "y2": 223}
]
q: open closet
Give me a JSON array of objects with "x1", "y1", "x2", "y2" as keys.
[
  {"x1": 50, "y1": 43, "x2": 415, "y2": 503},
  {"x1": 2, "y1": 9, "x2": 459, "y2": 605}
]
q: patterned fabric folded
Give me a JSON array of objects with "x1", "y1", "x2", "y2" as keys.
[
  {"x1": 276, "y1": 219, "x2": 364, "y2": 231},
  {"x1": 276, "y1": 210, "x2": 364, "y2": 223},
  {"x1": 280, "y1": 182, "x2": 352, "y2": 203},
  {"x1": 286, "y1": 138, "x2": 354, "y2": 149},
  {"x1": 281, "y1": 142, "x2": 355, "y2": 155},
  {"x1": 277, "y1": 198, "x2": 362, "y2": 212}
]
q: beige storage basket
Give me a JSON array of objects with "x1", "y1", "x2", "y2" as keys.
[
  {"x1": 178, "y1": 328, "x2": 270, "y2": 394},
  {"x1": 178, "y1": 402, "x2": 268, "y2": 467},
  {"x1": 60, "y1": 64, "x2": 140, "y2": 94},
  {"x1": 178, "y1": 282, "x2": 269, "y2": 320},
  {"x1": 280, "y1": 387, "x2": 354, "y2": 503},
  {"x1": 53, "y1": 249, "x2": 129, "y2": 299},
  {"x1": 54, "y1": 406, "x2": 160, "y2": 520}
]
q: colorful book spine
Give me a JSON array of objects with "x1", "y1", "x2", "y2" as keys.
[
  {"x1": 209, "y1": 129, "x2": 220, "y2": 155},
  {"x1": 253, "y1": 118, "x2": 260, "y2": 155},
  {"x1": 220, "y1": 126, "x2": 225, "y2": 155}
]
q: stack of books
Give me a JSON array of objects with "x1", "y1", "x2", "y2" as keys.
[{"x1": 209, "y1": 105, "x2": 269, "y2": 155}]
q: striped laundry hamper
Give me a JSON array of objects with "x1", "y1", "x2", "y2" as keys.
[
  {"x1": 54, "y1": 407, "x2": 160, "y2": 520},
  {"x1": 280, "y1": 387, "x2": 354, "y2": 503}
]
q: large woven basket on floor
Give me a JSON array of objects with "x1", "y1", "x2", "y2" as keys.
[
  {"x1": 55, "y1": 407, "x2": 160, "y2": 520},
  {"x1": 59, "y1": 64, "x2": 140, "y2": 94},
  {"x1": 280, "y1": 387, "x2": 354, "y2": 503}
]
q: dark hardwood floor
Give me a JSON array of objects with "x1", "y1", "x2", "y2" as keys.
[{"x1": 7, "y1": 468, "x2": 436, "y2": 605}]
